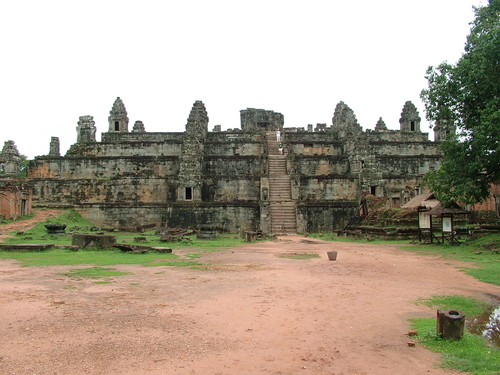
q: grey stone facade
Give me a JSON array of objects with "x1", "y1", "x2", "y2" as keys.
[{"x1": 27, "y1": 98, "x2": 443, "y2": 233}]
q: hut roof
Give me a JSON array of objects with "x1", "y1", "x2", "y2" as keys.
[
  {"x1": 425, "y1": 202, "x2": 470, "y2": 216},
  {"x1": 401, "y1": 193, "x2": 439, "y2": 210}
]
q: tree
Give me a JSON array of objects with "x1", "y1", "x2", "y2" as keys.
[{"x1": 420, "y1": 0, "x2": 500, "y2": 205}]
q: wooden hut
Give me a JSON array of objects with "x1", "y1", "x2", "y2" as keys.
[
  {"x1": 425, "y1": 202, "x2": 470, "y2": 245},
  {"x1": 401, "y1": 193, "x2": 440, "y2": 243}
]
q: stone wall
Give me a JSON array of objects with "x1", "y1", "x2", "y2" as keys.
[{"x1": 24, "y1": 98, "x2": 450, "y2": 233}]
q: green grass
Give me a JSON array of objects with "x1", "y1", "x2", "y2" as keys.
[
  {"x1": 415, "y1": 295, "x2": 489, "y2": 317},
  {"x1": 0, "y1": 248, "x2": 201, "y2": 267},
  {"x1": 0, "y1": 212, "x2": 35, "y2": 225},
  {"x1": 278, "y1": 253, "x2": 320, "y2": 259},
  {"x1": 62, "y1": 267, "x2": 129, "y2": 279},
  {"x1": 398, "y1": 234, "x2": 500, "y2": 286},
  {"x1": 410, "y1": 295, "x2": 500, "y2": 375},
  {"x1": 0, "y1": 209, "x2": 248, "y2": 267}
]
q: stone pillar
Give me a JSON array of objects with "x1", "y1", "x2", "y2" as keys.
[{"x1": 49, "y1": 137, "x2": 60, "y2": 156}]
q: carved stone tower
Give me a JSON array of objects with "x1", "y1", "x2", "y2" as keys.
[
  {"x1": 132, "y1": 120, "x2": 146, "y2": 133},
  {"x1": 108, "y1": 97, "x2": 129, "y2": 133},
  {"x1": 0, "y1": 140, "x2": 21, "y2": 176},
  {"x1": 331, "y1": 101, "x2": 363, "y2": 138},
  {"x1": 177, "y1": 100, "x2": 209, "y2": 201},
  {"x1": 434, "y1": 120, "x2": 456, "y2": 142},
  {"x1": 399, "y1": 101, "x2": 421, "y2": 132},
  {"x1": 374, "y1": 117, "x2": 388, "y2": 132},
  {"x1": 76, "y1": 115, "x2": 97, "y2": 143},
  {"x1": 240, "y1": 109, "x2": 284, "y2": 132}
]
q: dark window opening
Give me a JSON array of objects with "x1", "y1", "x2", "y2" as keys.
[
  {"x1": 115, "y1": 121, "x2": 120, "y2": 131},
  {"x1": 304, "y1": 144, "x2": 313, "y2": 147},
  {"x1": 370, "y1": 186, "x2": 376, "y2": 195},
  {"x1": 185, "y1": 187, "x2": 192, "y2": 200},
  {"x1": 257, "y1": 121, "x2": 270, "y2": 131},
  {"x1": 410, "y1": 121, "x2": 415, "y2": 131}
]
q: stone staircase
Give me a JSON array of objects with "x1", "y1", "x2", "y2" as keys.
[{"x1": 266, "y1": 131, "x2": 297, "y2": 234}]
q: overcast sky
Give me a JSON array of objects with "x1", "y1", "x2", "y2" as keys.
[{"x1": 0, "y1": 0, "x2": 483, "y2": 159}]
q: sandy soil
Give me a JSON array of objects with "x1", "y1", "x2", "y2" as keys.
[{"x1": 1, "y1": 215, "x2": 499, "y2": 375}]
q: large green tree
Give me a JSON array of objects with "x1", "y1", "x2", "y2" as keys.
[{"x1": 421, "y1": 0, "x2": 500, "y2": 204}]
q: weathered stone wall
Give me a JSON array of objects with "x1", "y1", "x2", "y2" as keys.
[
  {"x1": 72, "y1": 202, "x2": 260, "y2": 233},
  {"x1": 296, "y1": 202, "x2": 358, "y2": 232},
  {"x1": 29, "y1": 156, "x2": 180, "y2": 179},
  {"x1": 23, "y1": 98, "x2": 451, "y2": 233}
]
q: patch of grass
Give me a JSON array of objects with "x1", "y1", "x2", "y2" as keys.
[
  {"x1": 415, "y1": 295, "x2": 488, "y2": 316},
  {"x1": 93, "y1": 281, "x2": 111, "y2": 284},
  {"x1": 0, "y1": 212, "x2": 35, "y2": 225},
  {"x1": 399, "y1": 233, "x2": 500, "y2": 286},
  {"x1": 410, "y1": 295, "x2": 500, "y2": 375},
  {"x1": 410, "y1": 318, "x2": 500, "y2": 374},
  {"x1": 278, "y1": 253, "x2": 320, "y2": 259},
  {"x1": 0, "y1": 248, "x2": 200, "y2": 267},
  {"x1": 62, "y1": 267, "x2": 129, "y2": 278}
]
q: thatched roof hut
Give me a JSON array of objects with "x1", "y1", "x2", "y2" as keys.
[
  {"x1": 401, "y1": 193, "x2": 439, "y2": 210},
  {"x1": 425, "y1": 202, "x2": 470, "y2": 216}
]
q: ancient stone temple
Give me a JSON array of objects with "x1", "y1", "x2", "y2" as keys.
[{"x1": 26, "y1": 98, "x2": 443, "y2": 233}]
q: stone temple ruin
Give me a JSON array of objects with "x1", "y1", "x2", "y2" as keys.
[{"x1": 23, "y1": 97, "x2": 447, "y2": 234}]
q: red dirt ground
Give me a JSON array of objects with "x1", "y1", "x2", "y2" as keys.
[{"x1": 1, "y1": 212, "x2": 499, "y2": 375}]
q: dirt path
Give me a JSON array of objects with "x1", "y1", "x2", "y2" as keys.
[
  {"x1": 0, "y1": 209, "x2": 62, "y2": 240},
  {"x1": 1, "y1": 220, "x2": 499, "y2": 374}
]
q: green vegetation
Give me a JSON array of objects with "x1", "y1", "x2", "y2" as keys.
[
  {"x1": 410, "y1": 295, "x2": 500, "y2": 375},
  {"x1": 421, "y1": 0, "x2": 500, "y2": 204},
  {"x1": 415, "y1": 295, "x2": 488, "y2": 317},
  {"x1": 0, "y1": 212, "x2": 35, "y2": 225},
  {"x1": 278, "y1": 253, "x2": 320, "y2": 259},
  {"x1": 62, "y1": 267, "x2": 129, "y2": 279},
  {"x1": 0, "y1": 209, "x2": 246, "y2": 267},
  {"x1": 0, "y1": 247, "x2": 201, "y2": 267},
  {"x1": 399, "y1": 234, "x2": 500, "y2": 286}
]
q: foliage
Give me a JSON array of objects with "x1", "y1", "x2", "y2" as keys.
[{"x1": 420, "y1": 0, "x2": 500, "y2": 204}]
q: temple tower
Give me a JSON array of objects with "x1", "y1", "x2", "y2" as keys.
[
  {"x1": 374, "y1": 117, "x2": 388, "y2": 132},
  {"x1": 108, "y1": 97, "x2": 129, "y2": 132},
  {"x1": 132, "y1": 120, "x2": 146, "y2": 133},
  {"x1": 240, "y1": 108, "x2": 284, "y2": 132},
  {"x1": 399, "y1": 101, "x2": 421, "y2": 132},
  {"x1": 177, "y1": 100, "x2": 208, "y2": 201},
  {"x1": 0, "y1": 140, "x2": 21, "y2": 176},
  {"x1": 434, "y1": 120, "x2": 456, "y2": 142},
  {"x1": 76, "y1": 115, "x2": 97, "y2": 143},
  {"x1": 331, "y1": 101, "x2": 363, "y2": 138}
]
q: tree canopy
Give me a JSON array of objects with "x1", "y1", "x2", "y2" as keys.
[{"x1": 420, "y1": 0, "x2": 500, "y2": 205}]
